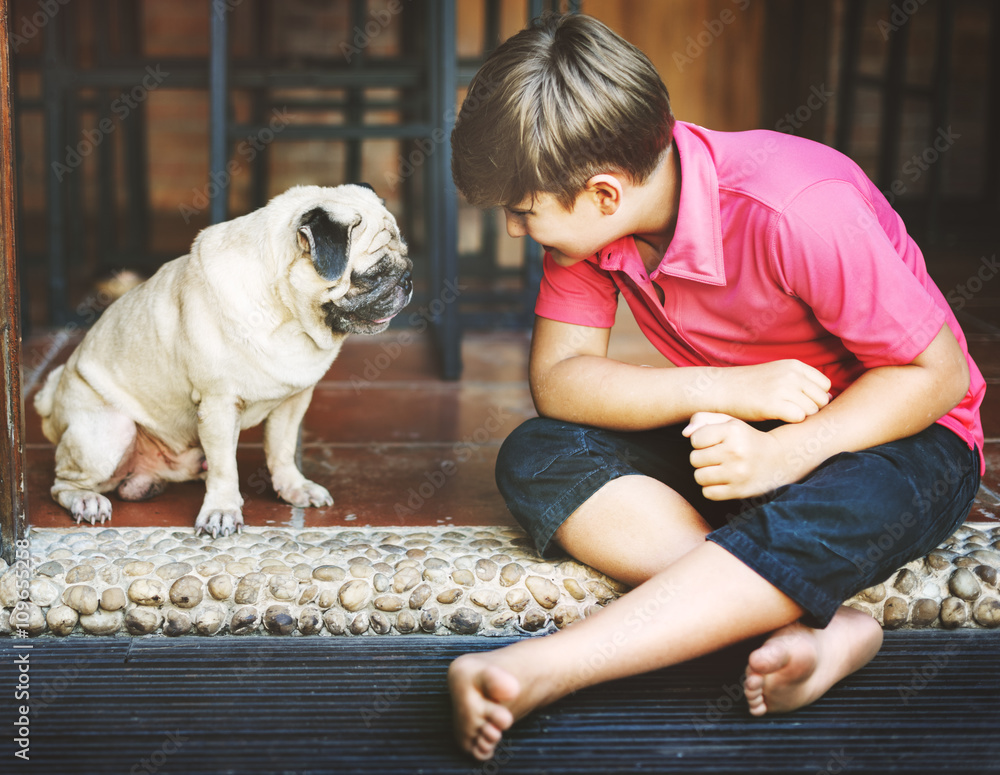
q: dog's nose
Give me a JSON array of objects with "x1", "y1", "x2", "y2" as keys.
[{"x1": 400, "y1": 272, "x2": 412, "y2": 296}]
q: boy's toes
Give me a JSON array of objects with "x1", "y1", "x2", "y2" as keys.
[
  {"x1": 449, "y1": 656, "x2": 521, "y2": 760},
  {"x1": 472, "y1": 738, "x2": 500, "y2": 760},
  {"x1": 743, "y1": 671, "x2": 767, "y2": 715},
  {"x1": 478, "y1": 722, "x2": 503, "y2": 746}
]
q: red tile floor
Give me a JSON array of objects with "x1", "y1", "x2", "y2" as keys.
[
  {"x1": 19, "y1": 264, "x2": 1000, "y2": 532},
  {"x1": 21, "y1": 329, "x2": 537, "y2": 531}
]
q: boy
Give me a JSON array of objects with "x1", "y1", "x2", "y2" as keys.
[{"x1": 447, "y1": 13, "x2": 984, "y2": 762}]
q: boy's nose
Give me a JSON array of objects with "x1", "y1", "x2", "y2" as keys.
[{"x1": 504, "y1": 212, "x2": 527, "y2": 238}]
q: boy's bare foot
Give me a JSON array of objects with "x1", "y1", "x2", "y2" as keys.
[
  {"x1": 448, "y1": 654, "x2": 522, "y2": 761},
  {"x1": 743, "y1": 606, "x2": 883, "y2": 716}
]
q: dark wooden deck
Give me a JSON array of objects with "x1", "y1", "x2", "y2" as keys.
[{"x1": 2, "y1": 631, "x2": 999, "y2": 774}]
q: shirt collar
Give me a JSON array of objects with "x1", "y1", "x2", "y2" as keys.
[{"x1": 596, "y1": 121, "x2": 726, "y2": 287}]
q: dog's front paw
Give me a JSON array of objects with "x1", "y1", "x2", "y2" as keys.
[
  {"x1": 65, "y1": 492, "x2": 113, "y2": 525},
  {"x1": 195, "y1": 503, "x2": 244, "y2": 538},
  {"x1": 275, "y1": 478, "x2": 334, "y2": 509}
]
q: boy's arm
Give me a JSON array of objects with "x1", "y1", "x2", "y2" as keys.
[
  {"x1": 530, "y1": 316, "x2": 832, "y2": 429},
  {"x1": 686, "y1": 323, "x2": 971, "y2": 500}
]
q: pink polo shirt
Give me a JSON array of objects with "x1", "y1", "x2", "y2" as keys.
[{"x1": 535, "y1": 121, "x2": 985, "y2": 468}]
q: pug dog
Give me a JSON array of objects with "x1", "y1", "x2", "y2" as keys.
[{"x1": 34, "y1": 184, "x2": 412, "y2": 537}]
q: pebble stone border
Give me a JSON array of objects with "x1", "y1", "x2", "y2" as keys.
[{"x1": 1, "y1": 523, "x2": 998, "y2": 638}]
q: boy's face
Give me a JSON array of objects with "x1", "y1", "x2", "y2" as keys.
[{"x1": 503, "y1": 190, "x2": 622, "y2": 268}]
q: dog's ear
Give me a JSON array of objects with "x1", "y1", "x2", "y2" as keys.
[
  {"x1": 297, "y1": 207, "x2": 357, "y2": 282},
  {"x1": 356, "y1": 182, "x2": 386, "y2": 205}
]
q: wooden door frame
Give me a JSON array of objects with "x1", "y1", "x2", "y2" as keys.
[{"x1": 1, "y1": 0, "x2": 28, "y2": 565}]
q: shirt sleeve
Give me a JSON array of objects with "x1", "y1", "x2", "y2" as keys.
[
  {"x1": 534, "y1": 253, "x2": 620, "y2": 328},
  {"x1": 768, "y1": 180, "x2": 946, "y2": 369}
]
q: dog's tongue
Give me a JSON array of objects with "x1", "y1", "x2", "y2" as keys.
[{"x1": 373, "y1": 314, "x2": 397, "y2": 324}]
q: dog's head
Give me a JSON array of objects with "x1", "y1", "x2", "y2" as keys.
[
  {"x1": 191, "y1": 184, "x2": 413, "y2": 345},
  {"x1": 279, "y1": 183, "x2": 413, "y2": 336}
]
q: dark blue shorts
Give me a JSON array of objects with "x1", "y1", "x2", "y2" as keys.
[{"x1": 495, "y1": 417, "x2": 980, "y2": 628}]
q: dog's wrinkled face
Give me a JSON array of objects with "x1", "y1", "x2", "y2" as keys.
[{"x1": 289, "y1": 184, "x2": 413, "y2": 336}]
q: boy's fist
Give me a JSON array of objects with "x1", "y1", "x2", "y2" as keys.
[
  {"x1": 719, "y1": 359, "x2": 832, "y2": 423},
  {"x1": 683, "y1": 412, "x2": 789, "y2": 501}
]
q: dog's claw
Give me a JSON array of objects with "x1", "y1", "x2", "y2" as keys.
[
  {"x1": 195, "y1": 504, "x2": 242, "y2": 540},
  {"x1": 67, "y1": 492, "x2": 113, "y2": 527},
  {"x1": 274, "y1": 478, "x2": 334, "y2": 509}
]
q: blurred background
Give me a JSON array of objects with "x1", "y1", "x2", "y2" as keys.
[{"x1": 10, "y1": 0, "x2": 999, "y2": 377}]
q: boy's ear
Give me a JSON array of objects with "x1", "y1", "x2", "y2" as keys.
[{"x1": 584, "y1": 174, "x2": 624, "y2": 214}]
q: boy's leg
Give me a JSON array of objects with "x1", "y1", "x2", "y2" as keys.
[
  {"x1": 494, "y1": 417, "x2": 725, "y2": 573},
  {"x1": 552, "y1": 473, "x2": 713, "y2": 586},
  {"x1": 450, "y1": 541, "x2": 884, "y2": 759},
  {"x1": 455, "y1": 420, "x2": 979, "y2": 760},
  {"x1": 549, "y1": 469, "x2": 885, "y2": 720}
]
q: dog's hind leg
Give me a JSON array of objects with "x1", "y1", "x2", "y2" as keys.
[
  {"x1": 50, "y1": 411, "x2": 137, "y2": 525},
  {"x1": 117, "y1": 474, "x2": 167, "y2": 502}
]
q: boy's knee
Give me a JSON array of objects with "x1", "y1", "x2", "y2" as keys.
[{"x1": 495, "y1": 417, "x2": 581, "y2": 496}]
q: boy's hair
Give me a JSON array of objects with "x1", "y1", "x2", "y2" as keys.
[{"x1": 451, "y1": 12, "x2": 675, "y2": 211}]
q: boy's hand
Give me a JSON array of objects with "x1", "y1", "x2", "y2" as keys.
[
  {"x1": 683, "y1": 412, "x2": 792, "y2": 500},
  {"x1": 717, "y1": 360, "x2": 832, "y2": 423}
]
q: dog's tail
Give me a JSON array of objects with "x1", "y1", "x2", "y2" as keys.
[{"x1": 33, "y1": 364, "x2": 64, "y2": 419}]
